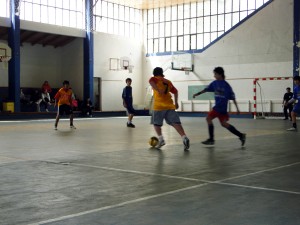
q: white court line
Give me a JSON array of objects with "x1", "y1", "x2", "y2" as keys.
[
  {"x1": 27, "y1": 160, "x2": 300, "y2": 225},
  {"x1": 27, "y1": 183, "x2": 210, "y2": 225}
]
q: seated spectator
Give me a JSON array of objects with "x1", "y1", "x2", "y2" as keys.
[
  {"x1": 81, "y1": 97, "x2": 93, "y2": 117},
  {"x1": 20, "y1": 89, "x2": 30, "y2": 104},
  {"x1": 42, "y1": 81, "x2": 52, "y2": 94},
  {"x1": 30, "y1": 89, "x2": 42, "y2": 112},
  {"x1": 40, "y1": 89, "x2": 52, "y2": 112}
]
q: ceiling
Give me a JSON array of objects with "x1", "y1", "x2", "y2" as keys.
[
  {"x1": 104, "y1": 0, "x2": 201, "y2": 9},
  {"x1": 0, "y1": 26, "x2": 77, "y2": 48}
]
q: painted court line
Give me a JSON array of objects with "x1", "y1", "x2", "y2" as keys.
[{"x1": 27, "y1": 183, "x2": 210, "y2": 225}]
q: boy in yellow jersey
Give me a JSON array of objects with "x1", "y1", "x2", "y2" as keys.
[
  {"x1": 54, "y1": 80, "x2": 76, "y2": 130},
  {"x1": 149, "y1": 67, "x2": 190, "y2": 151}
]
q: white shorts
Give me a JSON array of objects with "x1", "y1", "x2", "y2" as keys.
[{"x1": 151, "y1": 110, "x2": 181, "y2": 126}]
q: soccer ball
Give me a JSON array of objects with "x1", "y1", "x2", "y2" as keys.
[{"x1": 149, "y1": 136, "x2": 159, "y2": 147}]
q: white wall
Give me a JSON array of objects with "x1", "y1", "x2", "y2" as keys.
[
  {"x1": 143, "y1": 0, "x2": 293, "y2": 112},
  {"x1": 93, "y1": 32, "x2": 143, "y2": 111}
]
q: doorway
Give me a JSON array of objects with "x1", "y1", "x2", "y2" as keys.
[{"x1": 93, "y1": 77, "x2": 101, "y2": 111}]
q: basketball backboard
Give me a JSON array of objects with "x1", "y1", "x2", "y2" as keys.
[{"x1": 171, "y1": 52, "x2": 194, "y2": 72}]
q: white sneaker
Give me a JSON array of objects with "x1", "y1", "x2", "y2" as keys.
[
  {"x1": 70, "y1": 125, "x2": 76, "y2": 129},
  {"x1": 287, "y1": 127, "x2": 297, "y2": 131},
  {"x1": 156, "y1": 139, "x2": 166, "y2": 148},
  {"x1": 183, "y1": 137, "x2": 190, "y2": 151}
]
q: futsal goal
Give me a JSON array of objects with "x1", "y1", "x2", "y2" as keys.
[{"x1": 253, "y1": 77, "x2": 293, "y2": 119}]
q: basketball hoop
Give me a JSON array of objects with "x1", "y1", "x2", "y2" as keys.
[
  {"x1": 128, "y1": 65, "x2": 134, "y2": 73},
  {"x1": 0, "y1": 56, "x2": 11, "y2": 69},
  {"x1": 181, "y1": 67, "x2": 191, "y2": 75}
]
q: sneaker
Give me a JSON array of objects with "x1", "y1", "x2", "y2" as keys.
[
  {"x1": 240, "y1": 133, "x2": 246, "y2": 146},
  {"x1": 70, "y1": 125, "x2": 76, "y2": 129},
  {"x1": 45, "y1": 109, "x2": 49, "y2": 112},
  {"x1": 183, "y1": 137, "x2": 190, "y2": 151},
  {"x1": 156, "y1": 139, "x2": 166, "y2": 148},
  {"x1": 127, "y1": 123, "x2": 135, "y2": 128},
  {"x1": 287, "y1": 127, "x2": 297, "y2": 131},
  {"x1": 54, "y1": 126, "x2": 57, "y2": 130},
  {"x1": 202, "y1": 139, "x2": 215, "y2": 145},
  {"x1": 283, "y1": 118, "x2": 288, "y2": 120}
]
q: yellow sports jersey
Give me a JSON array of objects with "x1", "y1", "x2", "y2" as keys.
[
  {"x1": 54, "y1": 88, "x2": 73, "y2": 106},
  {"x1": 149, "y1": 76, "x2": 178, "y2": 110}
]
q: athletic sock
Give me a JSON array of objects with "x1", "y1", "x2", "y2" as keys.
[
  {"x1": 227, "y1": 125, "x2": 242, "y2": 137},
  {"x1": 158, "y1": 135, "x2": 164, "y2": 141},
  {"x1": 208, "y1": 124, "x2": 214, "y2": 140}
]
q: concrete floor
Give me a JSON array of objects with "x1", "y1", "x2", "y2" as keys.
[{"x1": 0, "y1": 116, "x2": 299, "y2": 225}]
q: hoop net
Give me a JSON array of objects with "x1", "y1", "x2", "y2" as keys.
[
  {"x1": 181, "y1": 67, "x2": 191, "y2": 75},
  {"x1": 0, "y1": 56, "x2": 11, "y2": 69}
]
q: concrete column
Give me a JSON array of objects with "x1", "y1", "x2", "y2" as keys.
[{"x1": 294, "y1": 0, "x2": 300, "y2": 77}]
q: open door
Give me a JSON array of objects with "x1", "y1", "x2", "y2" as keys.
[{"x1": 93, "y1": 77, "x2": 101, "y2": 111}]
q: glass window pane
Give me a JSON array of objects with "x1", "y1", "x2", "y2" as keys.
[
  {"x1": 225, "y1": 13, "x2": 232, "y2": 31},
  {"x1": 218, "y1": 31, "x2": 224, "y2": 37},
  {"x1": 184, "y1": 35, "x2": 189, "y2": 50},
  {"x1": 159, "y1": 22, "x2": 165, "y2": 37},
  {"x1": 191, "y1": 18, "x2": 196, "y2": 34},
  {"x1": 62, "y1": 10, "x2": 69, "y2": 26},
  {"x1": 197, "y1": 33, "x2": 203, "y2": 49},
  {"x1": 171, "y1": 36, "x2": 177, "y2": 51},
  {"x1": 41, "y1": 5, "x2": 48, "y2": 23},
  {"x1": 130, "y1": 8, "x2": 135, "y2": 22},
  {"x1": 63, "y1": 0, "x2": 69, "y2": 9},
  {"x1": 159, "y1": 7, "x2": 165, "y2": 22},
  {"x1": 148, "y1": 39, "x2": 153, "y2": 53},
  {"x1": 56, "y1": 0, "x2": 63, "y2": 8},
  {"x1": 114, "y1": 20, "x2": 118, "y2": 35},
  {"x1": 232, "y1": 12, "x2": 239, "y2": 26},
  {"x1": 114, "y1": 4, "x2": 119, "y2": 19},
  {"x1": 203, "y1": 16, "x2": 210, "y2": 32},
  {"x1": 191, "y1": 35, "x2": 196, "y2": 49},
  {"x1": 171, "y1": 5, "x2": 177, "y2": 20},
  {"x1": 102, "y1": 1, "x2": 107, "y2": 17},
  {"x1": 178, "y1": 20, "x2": 183, "y2": 35},
  {"x1": 232, "y1": 0, "x2": 239, "y2": 12},
  {"x1": 108, "y1": 18, "x2": 113, "y2": 34},
  {"x1": 101, "y1": 17, "x2": 108, "y2": 33},
  {"x1": 95, "y1": 1, "x2": 101, "y2": 15},
  {"x1": 153, "y1": 23, "x2": 159, "y2": 38},
  {"x1": 256, "y1": 0, "x2": 264, "y2": 9},
  {"x1": 240, "y1": 0, "x2": 248, "y2": 11},
  {"x1": 159, "y1": 38, "x2": 165, "y2": 52},
  {"x1": 218, "y1": 0, "x2": 225, "y2": 14},
  {"x1": 166, "y1": 37, "x2": 171, "y2": 51},
  {"x1": 119, "y1": 5, "x2": 124, "y2": 20},
  {"x1": 211, "y1": 15, "x2": 217, "y2": 32},
  {"x1": 153, "y1": 8, "x2": 159, "y2": 22},
  {"x1": 154, "y1": 39, "x2": 159, "y2": 53},
  {"x1": 135, "y1": 24, "x2": 140, "y2": 38},
  {"x1": 125, "y1": 7, "x2": 129, "y2": 21},
  {"x1": 171, "y1": 21, "x2": 177, "y2": 36},
  {"x1": 211, "y1": 32, "x2": 217, "y2": 42},
  {"x1": 197, "y1": 1, "x2": 203, "y2": 17},
  {"x1": 165, "y1": 7, "x2": 171, "y2": 21},
  {"x1": 165, "y1": 22, "x2": 171, "y2": 36},
  {"x1": 225, "y1": 0, "x2": 232, "y2": 13},
  {"x1": 107, "y1": 2, "x2": 113, "y2": 18},
  {"x1": 130, "y1": 23, "x2": 134, "y2": 37},
  {"x1": 240, "y1": 11, "x2": 247, "y2": 21},
  {"x1": 70, "y1": 11, "x2": 77, "y2": 27},
  {"x1": 49, "y1": 7, "x2": 55, "y2": 24},
  {"x1": 218, "y1": 14, "x2": 224, "y2": 31},
  {"x1": 184, "y1": 19, "x2": 190, "y2": 34},
  {"x1": 70, "y1": 0, "x2": 76, "y2": 10},
  {"x1": 125, "y1": 22, "x2": 130, "y2": 37},
  {"x1": 178, "y1": 36, "x2": 184, "y2": 51},
  {"x1": 135, "y1": 9, "x2": 141, "y2": 23},
  {"x1": 48, "y1": 0, "x2": 55, "y2": 7},
  {"x1": 248, "y1": 0, "x2": 255, "y2": 10},
  {"x1": 77, "y1": 0, "x2": 82, "y2": 11},
  {"x1": 204, "y1": 0, "x2": 210, "y2": 16},
  {"x1": 32, "y1": 4, "x2": 40, "y2": 22},
  {"x1": 204, "y1": 33, "x2": 210, "y2": 46},
  {"x1": 184, "y1": 3, "x2": 190, "y2": 19},
  {"x1": 56, "y1": 8, "x2": 63, "y2": 25},
  {"x1": 148, "y1": 9, "x2": 153, "y2": 23},
  {"x1": 197, "y1": 17, "x2": 203, "y2": 33},
  {"x1": 148, "y1": 24, "x2": 153, "y2": 38},
  {"x1": 178, "y1": 5, "x2": 183, "y2": 19},
  {"x1": 119, "y1": 21, "x2": 124, "y2": 35},
  {"x1": 211, "y1": 0, "x2": 217, "y2": 15},
  {"x1": 191, "y1": 3, "x2": 197, "y2": 17}
]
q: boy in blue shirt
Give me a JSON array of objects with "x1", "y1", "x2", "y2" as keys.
[
  {"x1": 193, "y1": 67, "x2": 246, "y2": 146},
  {"x1": 286, "y1": 76, "x2": 300, "y2": 131},
  {"x1": 122, "y1": 78, "x2": 136, "y2": 128}
]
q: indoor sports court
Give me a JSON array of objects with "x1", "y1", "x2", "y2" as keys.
[
  {"x1": 0, "y1": 116, "x2": 300, "y2": 225},
  {"x1": 0, "y1": 0, "x2": 300, "y2": 224}
]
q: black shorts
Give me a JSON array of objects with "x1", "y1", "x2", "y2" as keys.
[
  {"x1": 58, "y1": 104, "x2": 73, "y2": 116},
  {"x1": 126, "y1": 104, "x2": 135, "y2": 115}
]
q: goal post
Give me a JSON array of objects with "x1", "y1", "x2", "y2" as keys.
[{"x1": 253, "y1": 77, "x2": 293, "y2": 119}]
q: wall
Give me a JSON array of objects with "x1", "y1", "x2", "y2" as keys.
[
  {"x1": 93, "y1": 32, "x2": 143, "y2": 111},
  {"x1": 143, "y1": 0, "x2": 293, "y2": 112}
]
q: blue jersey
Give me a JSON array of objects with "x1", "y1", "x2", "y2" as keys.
[
  {"x1": 292, "y1": 85, "x2": 300, "y2": 102},
  {"x1": 122, "y1": 86, "x2": 133, "y2": 105},
  {"x1": 205, "y1": 80, "x2": 235, "y2": 114}
]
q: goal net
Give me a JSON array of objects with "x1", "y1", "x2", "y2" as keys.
[{"x1": 253, "y1": 77, "x2": 293, "y2": 119}]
